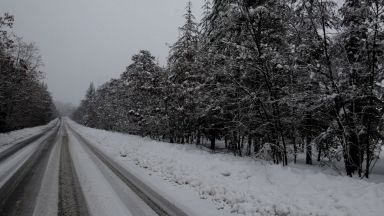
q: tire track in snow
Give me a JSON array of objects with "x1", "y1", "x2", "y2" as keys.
[
  {"x1": 58, "y1": 129, "x2": 89, "y2": 216},
  {"x1": 0, "y1": 124, "x2": 59, "y2": 215}
]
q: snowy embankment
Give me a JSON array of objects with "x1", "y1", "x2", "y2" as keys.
[
  {"x1": 68, "y1": 119, "x2": 384, "y2": 216},
  {"x1": 0, "y1": 119, "x2": 58, "y2": 151}
]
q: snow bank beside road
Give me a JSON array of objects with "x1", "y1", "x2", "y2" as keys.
[
  {"x1": 68, "y1": 119, "x2": 384, "y2": 216},
  {"x1": 0, "y1": 119, "x2": 58, "y2": 149}
]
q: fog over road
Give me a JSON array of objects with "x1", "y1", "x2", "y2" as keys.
[{"x1": 0, "y1": 119, "x2": 186, "y2": 216}]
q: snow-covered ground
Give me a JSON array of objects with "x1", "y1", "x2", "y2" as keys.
[
  {"x1": 68, "y1": 119, "x2": 384, "y2": 216},
  {"x1": 0, "y1": 119, "x2": 58, "y2": 151}
]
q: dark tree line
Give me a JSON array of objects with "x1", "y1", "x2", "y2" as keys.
[
  {"x1": 73, "y1": 0, "x2": 384, "y2": 178},
  {"x1": 0, "y1": 14, "x2": 56, "y2": 132}
]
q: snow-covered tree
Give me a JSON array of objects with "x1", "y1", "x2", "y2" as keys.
[
  {"x1": 0, "y1": 13, "x2": 56, "y2": 131},
  {"x1": 72, "y1": 0, "x2": 384, "y2": 178},
  {"x1": 337, "y1": 0, "x2": 384, "y2": 177},
  {"x1": 166, "y1": 1, "x2": 201, "y2": 144}
]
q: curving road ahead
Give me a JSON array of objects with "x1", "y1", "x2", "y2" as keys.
[{"x1": 0, "y1": 119, "x2": 189, "y2": 216}]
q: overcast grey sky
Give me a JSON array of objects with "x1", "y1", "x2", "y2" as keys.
[{"x1": 1, "y1": 0, "x2": 203, "y2": 105}]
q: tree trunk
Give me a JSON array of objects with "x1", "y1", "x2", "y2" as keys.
[
  {"x1": 365, "y1": 126, "x2": 370, "y2": 178},
  {"x1": 294, "y1": 142, "x2": 297, "y2": 164},
  {"x1": 196, "y1": 130, "x2": 201, "y2": 145},
  {"x1": 247, "y1": 136, "x2": 252, "y2": 156},
  {"x1": 344, "y1": 131, "x2": 359, "y2": 177},
  {"x1": 281, "y1": 135, "x2": 288, "y2": 166},
  {"x1": 305, "y1": 137, "x2": 312, "y2": 165},
  {"x1": 254, "y1": 138, "x2": 260, "y2": 154},
  {"x1": 210, "y1": 132, "x2": 216, "y2": 151}
]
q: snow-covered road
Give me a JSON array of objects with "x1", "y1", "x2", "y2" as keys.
[
  {"x1": 0, "y1": 121, "x2": 60, "y2": 215},
  {"x1": 0, "y1": 119, "x2": 197, "y2": 216}
]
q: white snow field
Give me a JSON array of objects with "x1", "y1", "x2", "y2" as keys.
[{"x1": 67, "y1": 119, "x2": 384, "y2": 216}]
